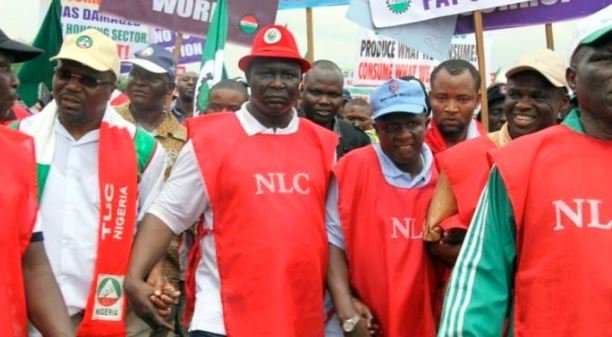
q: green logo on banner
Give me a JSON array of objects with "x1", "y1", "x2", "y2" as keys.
[
  {"x1": 386, "y1": 0, "x2": 411, "y2": 14},
  {"x1": 239, "y1": 15, "x2": 259, "y2": 35}
]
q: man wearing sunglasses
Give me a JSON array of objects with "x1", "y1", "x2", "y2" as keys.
[{"x1": 13, "y1": 29, "x2": 171, "y2": 337}]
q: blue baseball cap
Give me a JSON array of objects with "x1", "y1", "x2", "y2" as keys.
[
  {"x1": 370, "y1": 79, "x2": 428, "y2": 120},
  {"x1": 128, "y1": 44, "x2": 176, "y2": 79}
]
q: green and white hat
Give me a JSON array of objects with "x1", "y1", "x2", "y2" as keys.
[{"x1": 568, "y1": 4, "x2": 612, "y2": 63}]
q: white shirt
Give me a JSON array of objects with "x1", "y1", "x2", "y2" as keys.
[
  {"x1": 148, "y1": 106, "x2": 301, "y2": 334},
  {"x1": 29, "y1": 116, "x2": 166, "y2": 315}
]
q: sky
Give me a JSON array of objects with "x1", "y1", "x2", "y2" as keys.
[{"x1": 1, "y1": 1, "x2": 580, "y2": 83}]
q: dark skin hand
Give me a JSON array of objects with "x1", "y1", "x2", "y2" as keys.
[
  {"x1": 23, "y1": 241, "x2": 74, "y2": 337},
  {"x1": 327, "y1": 244, "x2": 380, "y2": 337},
  {"x1": 426, "y1": 228, "x2": 466, "y2": 266},
  {"x1": 125, "y1": 213, "x2": 179, "y2": 331}
]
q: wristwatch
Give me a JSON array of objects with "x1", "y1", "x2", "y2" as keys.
[{"x1": 342, "y1": 314, "x2": 362, "y2": 332}]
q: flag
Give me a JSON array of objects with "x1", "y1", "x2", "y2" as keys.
[
  {"x1": 17, "y1": 0, "x2": 62, "y2": 107},
  {"x1": 194, "y1": 0, "x2": 229, "y2": 115}
]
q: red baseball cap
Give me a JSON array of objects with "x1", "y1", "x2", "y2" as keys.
[{"x1": 238, "y1": 25, "x2": 310, "y2": 73}]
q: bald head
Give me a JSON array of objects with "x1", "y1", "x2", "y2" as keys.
[
  {"x1": 301, "y1": 60, "x2": 345, "y2": 128},
  {"x1": 303, "y1": 59, "x2": 343, "y2": 84}
]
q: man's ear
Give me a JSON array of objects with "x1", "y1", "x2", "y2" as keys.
[
  {"x1": 565, "y1": 67, "x2": 577, "y2": 92},
  {"x1": 167, "y1": 82, "x2": 176, "y2": 96}
]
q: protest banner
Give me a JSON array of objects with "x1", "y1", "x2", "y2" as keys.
[
  {"x1": 99, "y1": 0, "x2": 278, "y2": 46},
  {"x1": 347, "y1": 0, "x2": 457, "y2": 62},
  {"x1": 455, "y1": 0, "x2": 610, "y2": 34},
  {"x1": 59, "y1": 0, "x2": 204, "y2": 72},
  {"x1": 369, "y1": 0, "x2": 526, "y2": 28},
  {"x1": 278, "y1": 0, "x2": 348, "y2": 9},
  {"x1": 352, "y1": 28, "x2": 486, "y2": 87}
]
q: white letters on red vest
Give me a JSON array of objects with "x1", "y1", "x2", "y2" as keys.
[
  {"x1": 553, "y1": 199, "x2": 612, "y2": 231},
  {"x1": 254, "y1": 173, "x2": 311, "y2": 195},
  {"x1": 390, "y1": 217, "x2": 423, "y2": 239}
]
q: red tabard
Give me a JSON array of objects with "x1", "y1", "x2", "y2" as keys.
[
  {"x1": 188, "y1": 112, "x2": 337, "y2": 337},
  {"x1": 436, "y1": 135, "x2": 496, "y2": 231},
  {"x1": 0, "y1": 127, "x2": 38, "y2": 337},
  {"x1": 334, "y1": 146, "x2": 438, "y2": 337},
  {"x1": 490, "y1": 125, "x2": 612, "y2": 336},
  {"x1": 425, "y1": 121, "x2": 485, "y2": 155}
]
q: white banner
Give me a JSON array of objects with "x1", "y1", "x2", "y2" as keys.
[
  {"x1": 347, "y1": 0, "x2": 457, "y2": 62},
  {"x1": 353, "y1": 28, "x2": 487, "y2": 87},
  {"x1": 370, "y1": 0, "x2": 528, "y2": 28}
]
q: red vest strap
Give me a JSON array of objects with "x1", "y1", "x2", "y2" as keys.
[{"x1": 436, "y1": 135, "x2": 496, "y2": 228}]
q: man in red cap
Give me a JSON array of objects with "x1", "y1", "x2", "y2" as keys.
[{"x1": 125, "y1": 25, "x2": 338, "y2": 337}]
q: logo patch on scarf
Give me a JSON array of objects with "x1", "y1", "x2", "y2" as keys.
[{"x1": 93, "y1": 274, "x2": 124, "y2": 321}]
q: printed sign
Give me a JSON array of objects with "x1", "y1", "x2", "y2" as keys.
[
  {"x1": 369, "y1": 0, "x2": 527, "y2": 28},
  {"x1": 99, "y1": 0, "x2": 279, "y2": 46},
  {"x1": 353, "y1": 28, "x2": 483, "y2": 87}
]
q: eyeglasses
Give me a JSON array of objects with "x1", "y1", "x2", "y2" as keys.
[{"x1": 55, "y1": 67, "x2": 115, "y2": 88}]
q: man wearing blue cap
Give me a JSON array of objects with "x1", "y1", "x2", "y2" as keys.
[
  {"x1": 116, "y1": 44, "x2": 188, "y2": 336},
  {"x1": 438, "y1": 5, "x2": 612, "y2": 336},
  {"x1": 327, "y1": 78, "x2": 438, "y2": 337}
]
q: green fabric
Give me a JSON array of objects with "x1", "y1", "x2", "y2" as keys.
[
  {"x1": 195, "y1": 0, "x2": 229, "y2": 113},
  {"x1": 16, "y1": 0, "x2": 62, "y2": 106},
  {"x1": 37, "y1": 164, "x2": 50, "y2": 201},
  {"x1": 438, "y1": 114, "x2": 586, "y2": 336},
  {"x1": 133, "y1": 128, "x2": 157, "y2": 175},
  {"x1": 438, "y1": 168, "x2": 516, "y2": 337},
  {"x1": 562, "y1": 108, "x2": 585, "y2": 134}
]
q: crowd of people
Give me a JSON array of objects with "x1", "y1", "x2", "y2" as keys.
[{"x1": 0, "y1": 4, "x2": 610, "y2": 337}]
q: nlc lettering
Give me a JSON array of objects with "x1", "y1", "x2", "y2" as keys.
[
  {"x1": 391, "y1": 217, "x2": 422, "y2": 239},
  {"x1": 553, "y1": 199, "x2": 612, "y2": 231},
  {"x1": 254, "y1": 173, "x2": 311, "y2": 195}
]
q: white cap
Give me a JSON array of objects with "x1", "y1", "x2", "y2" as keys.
[{"x1": 568, "y1": 4, "x2": 612, "y2": 64}]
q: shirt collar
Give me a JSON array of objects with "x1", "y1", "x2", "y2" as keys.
[
  {"x1": 236, "y1": 103, "x2": 300, "y2": 136},
  {"x1": 373, "y1": 142, "x2": 434, "y2": 188}
]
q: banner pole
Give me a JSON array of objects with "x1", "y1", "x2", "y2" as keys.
[
  {"x1": 306, "y1": 7, "x2": 315, "y2": 62},
  {"x1": 474, "y1": 10, "x2": 488, "y2": 131},
  {"x1": 545, "y1": 23, "x2": 555, "y2": 50},
  {"x1": 173, "y1": 32, "x2": 184, "y2": 65}
]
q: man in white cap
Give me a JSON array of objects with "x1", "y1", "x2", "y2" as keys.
[
  {"x1": 0, "y1": 27, "x2": 73, "y2": 337},
  {"x1": 125, "y1": 24, "x2": 337, "y2": 337},
  {"x1": 438, "y1": 5, "x2": 612, "y2": 336},
  {"x1": 13, "y1": 28, "x2": 168, "y2": 337},
  {"x1": 425, "y1": 49, "x2": 569, "y2": 264}
]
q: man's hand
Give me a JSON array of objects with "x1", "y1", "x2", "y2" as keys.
[
  {"x1": 351, "y1": 297, "x2": 380, "y2": 336},
  {"x1": 145, "y1": 264, "x2": 180, "y2": 319},
  {"x1": 125, "y1": 276, "x2": 174, "y2": 331}
]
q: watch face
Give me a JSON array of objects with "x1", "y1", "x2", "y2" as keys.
[{"x1": 342, "y1": 320, "x2": 356, "y2": 332}]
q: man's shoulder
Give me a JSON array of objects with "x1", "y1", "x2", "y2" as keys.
[
  {"x1": 438, "y1": 134, "x2": 496, "y2": 164},
  {"x1": 114, "y1": 103, "x2": 134, "y2": 123},
  {"x1": 492, "y1": 125, "x2": 568, "y2": 160},
  {"x1": 156, "y1": 112, "x2": 187, "y2": 143},
  {"x1": 337, "y1": 119, "x2": 370, "y2": 141}
]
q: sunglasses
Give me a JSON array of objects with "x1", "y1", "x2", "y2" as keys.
[{"x1": 55, "y1": 67, "x2": 115, "y2": 88}]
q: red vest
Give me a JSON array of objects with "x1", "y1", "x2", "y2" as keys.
[
  {"x1": 0, "y1": 127, "x2": 38, "y2": 337},
  {"x1": 490, "y1": 125, "x2": 612, "y2": 336},
  {"x1": 436, "y1": 135, "x2": 496, "y2": 231},
  {"x1": 188, "y1": 112, "x2": 337, "y2": 337},
  {"x1": 334, "y1": 146, "x2": 438, "y2": 337},
  {"x1": 425, "y1": 120, "x2": 485, "y2": 154}
]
